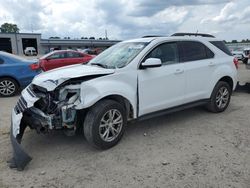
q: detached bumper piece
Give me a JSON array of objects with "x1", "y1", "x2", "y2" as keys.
[
  {"x1": 9, "y1": 107, "x2": 50, "y2": 170},
  {"x1": 9, "y1": 86, "x2": 39, "y2": 171},
  {"x1": 9, "y1": 123, "x2": 32, "y2": 171}
]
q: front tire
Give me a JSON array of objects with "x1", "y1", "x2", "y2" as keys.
[
  {"x1": 206, "y1": 81, "x2": 231, "y2": 113},
  {"x1": 83, "y1": 99, "x2": 127, "y2": 149}
]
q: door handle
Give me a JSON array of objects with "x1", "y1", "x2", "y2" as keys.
[
  {"x1": 208, "y1": 62, "x2": 215, "y2": 67},
  {"x1": 174, "y1": 69, "x2": 184, "y2": 74}
]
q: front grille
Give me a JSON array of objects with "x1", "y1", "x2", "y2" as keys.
[
  {"x1": 32, "y1": 84, "x2": 47, "y2": 94},
  {"x1": 27, "y1": 85, "x2": 36, "y2": 97},
  {"x1": 14, "y1": 95, "x2": 28, "y2": 114}
]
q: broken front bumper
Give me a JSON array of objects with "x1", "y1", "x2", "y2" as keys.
[
  {"x1": 9, "y1": 86, "x2": 40, "y2": 170},
  {"x1": 9, "y1": 118, "x2": 32, "y2": 170},
  {"x1": 9, "y1": 84, "x2": 80, "y2": 170}
]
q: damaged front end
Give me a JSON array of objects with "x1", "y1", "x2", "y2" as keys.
[{"x1": 9, "y1": 83, "x2": 81, "y2": 170}]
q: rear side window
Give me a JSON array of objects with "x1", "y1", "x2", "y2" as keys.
[
  {"x1": 67, "y1": 52, "x2": 83, "y2": 58},
  {"x1": 178, "y1": 41, "x2": 214, "y2": 62},
  {"x1": 210, "y1": 41, "x2": 232, "y2": 56}
]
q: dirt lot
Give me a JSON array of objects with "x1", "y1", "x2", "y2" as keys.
[{"x1": 0, "y1": 63, "x2": 250, "y2": 188}]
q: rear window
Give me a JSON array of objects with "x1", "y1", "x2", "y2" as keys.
[{"x1": 210, "y1": 41, "x2": 232, "y2": 56}]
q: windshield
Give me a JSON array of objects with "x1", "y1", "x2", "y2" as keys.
[
  {"x1": 89, "y1": 42, "x2": 148, "y2": 68},
  {"x1": 40, "y1": 51, "x2": 56, "y2": 59}
]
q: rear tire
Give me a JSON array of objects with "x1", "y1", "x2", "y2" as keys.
[
  {"x1": 206, "y1": 81, "x2": 231, "y2": 113},
  {"x1": 243, "y1": 58, "x2": 248, "y2": 64},
  {"x1": 0, "y1": 77, "x2": 19, "y2": 97},
  {"x1": 83, "y1": 99, "x2": 127, "y2": 149}
]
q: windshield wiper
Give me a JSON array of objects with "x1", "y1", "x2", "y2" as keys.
[{"x1": 91, "y1": 63, "x2": 108, "y2": 68}]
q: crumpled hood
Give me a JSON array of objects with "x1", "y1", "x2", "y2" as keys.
[{"x1": 32, "y1": 64, "x2": 115, "y2": 91}]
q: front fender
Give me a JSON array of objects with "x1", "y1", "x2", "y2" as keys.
[{"x1": 76, "y1": 75, "x2": 137, "y2": 118}]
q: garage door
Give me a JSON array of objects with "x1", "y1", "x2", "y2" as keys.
[{"x1": 0, "y1": 38, "x2": 12, "y2": 53}]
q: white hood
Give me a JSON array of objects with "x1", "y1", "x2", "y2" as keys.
[{"x1": 32, "y1": 64, "x2": 115, "y2": 91}]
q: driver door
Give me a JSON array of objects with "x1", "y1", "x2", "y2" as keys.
[{"x1": 138, "y1": 42, "x2": 186, "y2": 116}]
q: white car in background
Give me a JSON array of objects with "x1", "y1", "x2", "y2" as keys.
[
  {"x1": 9, "y1": 33, "x2": 238, "y2": 170},
  {"x1": 24, "y1": 47, "x2": 37, "y2": 56},
  {"x1": 242, "y1": 47, "x2": 250, "y2": 64},
  {"x1": 231, "y1": 50, "x2": 243, "y2": 61}
]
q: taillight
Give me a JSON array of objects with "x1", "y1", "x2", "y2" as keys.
[
  {"x1": 29, "y1": 63, "x2": 39, "y2": 70},
  {"x1": 233, "y1": 57, "x2": 238, "y2": 69}
]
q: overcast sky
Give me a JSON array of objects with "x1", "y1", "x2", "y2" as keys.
[{"x1": 0, "y1": 0, "x2": 249, "y2": 41}]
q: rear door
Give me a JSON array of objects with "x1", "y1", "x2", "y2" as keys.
[
  {"x1": 45, "y1": 52, "x2": 67, "y2": 70},
  {"x1": 64, "y1": 52, "x2": 79, "y2": 66},
  {"x1": 138, "y1": 42, "x2": 186, "y2": 116},
  {"x1": 178, "y1": 41, "x2": 215, "y2": 103}
]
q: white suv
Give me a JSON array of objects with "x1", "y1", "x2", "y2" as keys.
[{"x1": 9, "y1": 33, "x2": 238, "y2": 170}]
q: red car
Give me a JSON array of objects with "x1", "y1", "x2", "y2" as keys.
[{"x1": 39, "y1": 50, "x2": 95, "y2": 71}]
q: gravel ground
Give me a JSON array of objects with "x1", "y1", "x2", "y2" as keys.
[{"x1": 0, "y1": 63, "x2": 250, "y2": 188}]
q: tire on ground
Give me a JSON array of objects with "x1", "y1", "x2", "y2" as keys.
[
  {"x1": 83, "y1": 99, "x2": 127, "y2": 149},
  {"x1": 206, "y1": 81, "x2": 232, "y2": 113}
]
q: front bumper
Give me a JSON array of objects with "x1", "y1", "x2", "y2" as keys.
[
  {"x1": 9, "y1": 84, "x2": 81, "y2": 170},
  {"x1": 9, "y1": 86, "x2": 40, "y2": 170}
]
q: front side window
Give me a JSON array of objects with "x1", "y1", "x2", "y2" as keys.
[
  {"x1": 179, "y1": 41, "x2": 214, "y2": 62},
  {"x1": 89, "y1": 42, "x2": 148, "y2": 69},
  {"x1": 144, "y1": 42, "x2": 179, "y2": 65}
]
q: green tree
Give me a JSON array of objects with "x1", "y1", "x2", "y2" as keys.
[
  {"x1": 0, "y1": 23, "x2": 19, "y2": 33},
  {"x1": 231, "y1": 40, "x2": 237, "y2": 43}
]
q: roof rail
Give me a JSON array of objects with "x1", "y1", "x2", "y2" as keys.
[
  {"x1": 142, "y1": 35, "x2": 164, "y2": 38},
  {"x1": 171, "y1": 32, "x2": 215, "y2": 38}
]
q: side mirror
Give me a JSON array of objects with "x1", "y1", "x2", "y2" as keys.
[{"x1": 141, "y1": 58, "x2": 162, "y2": 69}]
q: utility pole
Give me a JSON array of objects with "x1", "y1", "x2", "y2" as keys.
[
  {"x1": 31, "y1": 23, "x2": 33, "y2": 33},
  {"x1": 105, "y1": 29, "x2": 107, "y2": 40}
]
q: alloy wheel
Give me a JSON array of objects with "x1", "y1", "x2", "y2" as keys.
[
  {"x1": 0, "y1": 80, "x2": 16, "y2": 96},
  {"x1": 99, "y1": 109, "x2": 123, "y2": 142},
  {"x1": 215, "y1": 86, "x2": 229, "y2": 109}
]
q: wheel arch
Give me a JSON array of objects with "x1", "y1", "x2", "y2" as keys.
[
  {"x1": 218, "y1": 76, "x2": 234, "y2": 91},
  {"x1": 77, "y1": 94, "x2": 135, "y2": 121},
  {"x1": 99, "y1": 94, "x2": 135, "y2": 120}
]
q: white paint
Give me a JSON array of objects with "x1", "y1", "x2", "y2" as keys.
[
  {"x1": 12, "y1": 110, "x2": 22, "y2": 137},
  {"x1": 12, "y1": 36, "x2": 238, "y2": 134}
]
